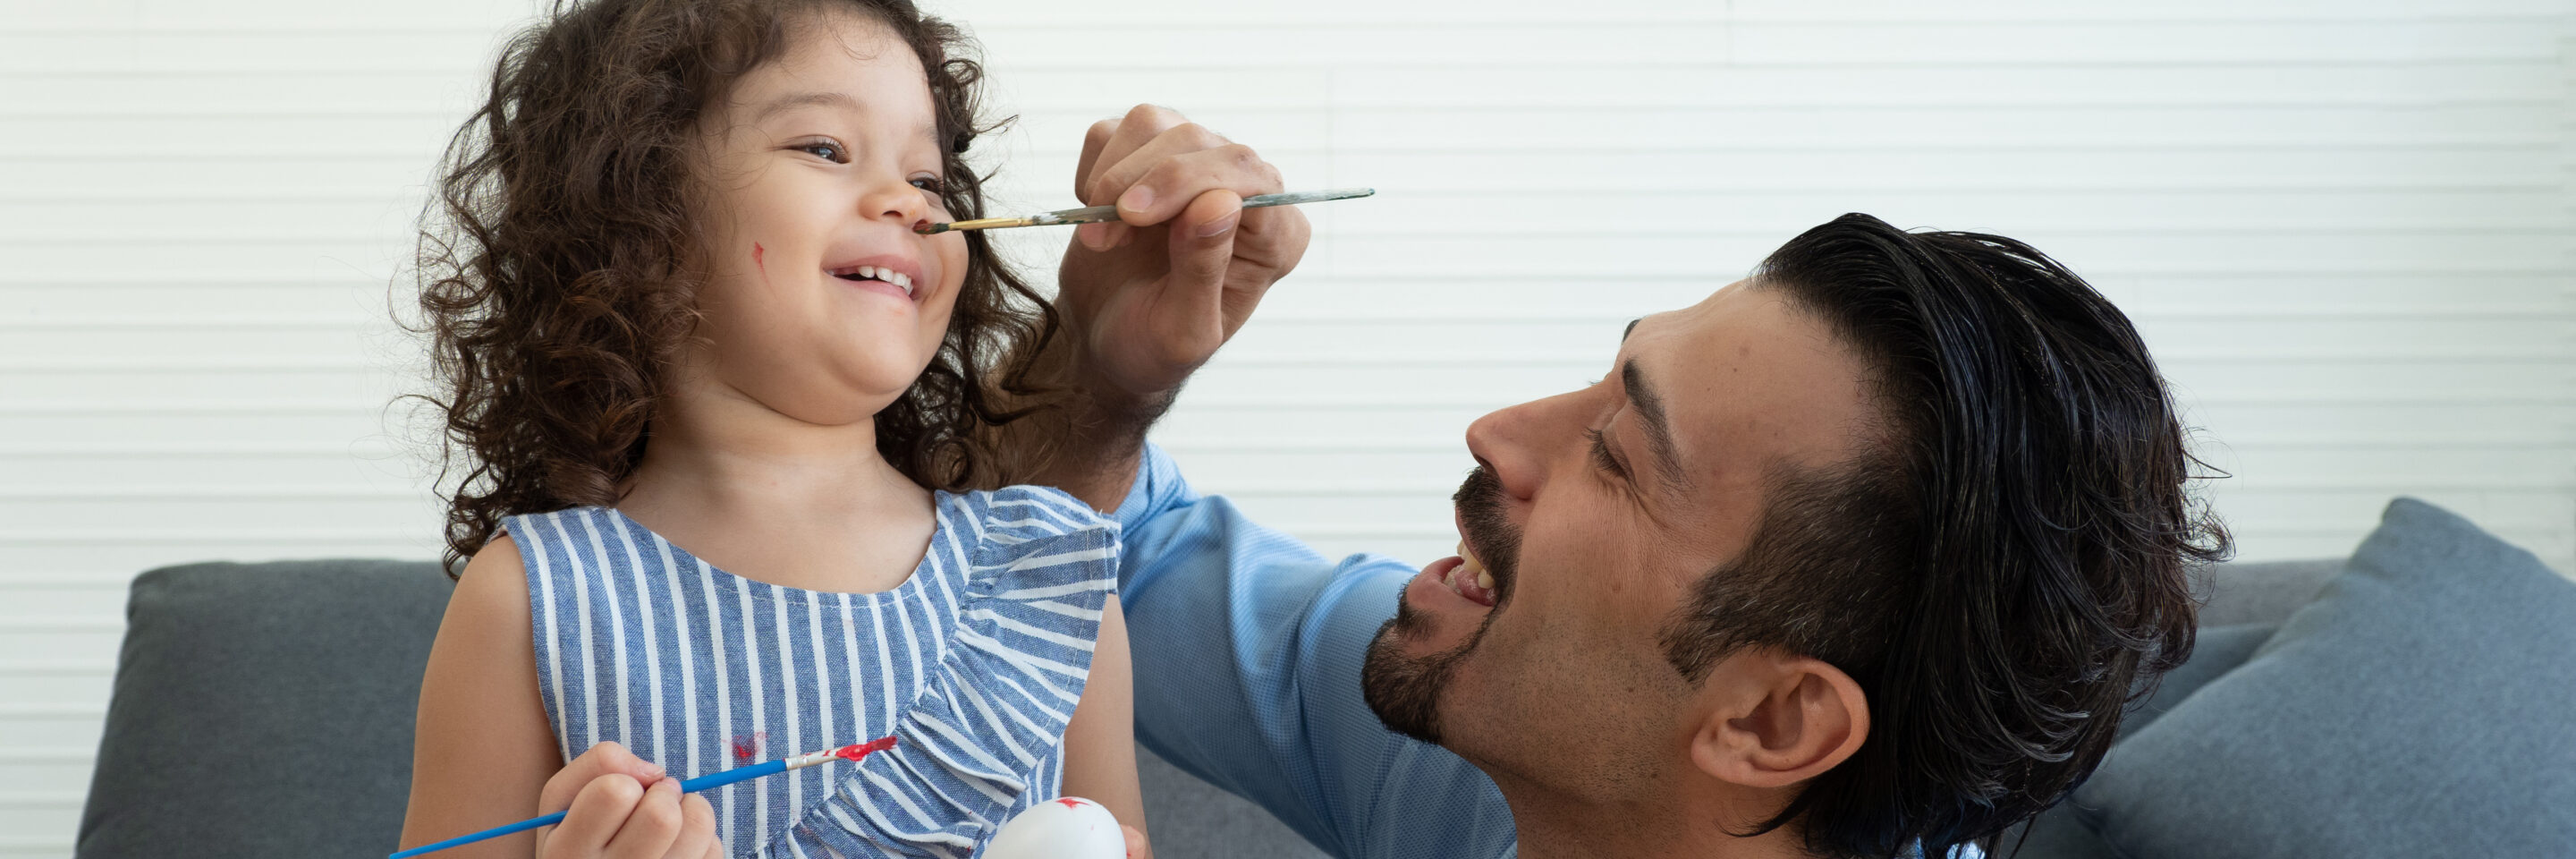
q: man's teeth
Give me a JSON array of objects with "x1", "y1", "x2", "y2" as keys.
[{"x1": 1453, "y1": 546, "x2": 1496, "y2": 599}]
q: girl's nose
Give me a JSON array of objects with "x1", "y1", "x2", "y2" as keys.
[{"x1": 861, "y1": 178, "x2": 929, "y2": 226}]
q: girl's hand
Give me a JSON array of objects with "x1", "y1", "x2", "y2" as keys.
[{"x1": 533, "y1": 742, "x2": 724, "y2": 859}]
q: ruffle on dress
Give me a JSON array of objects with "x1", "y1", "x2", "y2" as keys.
[{"x1": 760, "y1": 488, "x2": 1122, "y2": 859}]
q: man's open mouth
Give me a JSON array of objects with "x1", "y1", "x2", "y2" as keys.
[{"x1": 1442, "y1": 544, "x2": 1499, "y2": 608}]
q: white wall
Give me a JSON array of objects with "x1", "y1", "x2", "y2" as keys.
[{"x1": 3, "y1": 0, "x2": 2572, "y2": 854}]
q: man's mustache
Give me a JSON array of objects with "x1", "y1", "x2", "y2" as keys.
[{"x1": 1452, "y1": 466, "x2": 1521, "y2": 605}]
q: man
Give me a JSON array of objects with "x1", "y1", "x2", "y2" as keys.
[{"x1": 1004, "y1": 106, "x2": 2225, "y2": 859}]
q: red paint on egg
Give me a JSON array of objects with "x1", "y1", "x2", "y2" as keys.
[{"x1": 1055, "y1": 797, "x2": 1089, "y2": 809}]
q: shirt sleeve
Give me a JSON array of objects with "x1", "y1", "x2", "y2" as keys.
[{"x1": 1112, "y1": 444, "x2": 1515, "y2": 859}]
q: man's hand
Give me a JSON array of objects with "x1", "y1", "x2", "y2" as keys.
[
  {"x1": 1003, "y1": 105, "x2": 1309, "y2": 508},
  {"x1": 1057, "y1": 104, "x2": 1310, "y2": 411}
]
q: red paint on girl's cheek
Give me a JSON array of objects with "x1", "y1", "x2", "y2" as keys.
[
  {"x1": 831, "y1": 736, "x2": 898, "y2": 762},
  {"x1": 751, "y1": 242, "x2": 766, "y2": 276}
]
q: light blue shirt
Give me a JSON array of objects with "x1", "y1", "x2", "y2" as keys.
[
  {"x1": 1111, "y1": 444, "x2": 1986, "y2": 859},
  {"x1": 1112, "y1": 444, "x2": 1519, "y2": 858}
]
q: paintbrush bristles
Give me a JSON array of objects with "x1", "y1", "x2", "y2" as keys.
[{"x1": 918, "y1": 216, "x2": 1041, "y2": 234}]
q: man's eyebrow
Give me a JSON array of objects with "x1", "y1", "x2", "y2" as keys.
[
  {"x1": 1621, "y1": 319, "x2": 1640, "y2": 342},
  {"x1": 1622, "y1": 359, "x2": 1689, "y2": 492}
]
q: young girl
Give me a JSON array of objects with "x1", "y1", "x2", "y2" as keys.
[{"x1": 397, "y1": 1, "x2": 1145, "y2": 856}]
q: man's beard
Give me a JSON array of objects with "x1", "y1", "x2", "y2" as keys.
[{"x1": 1360, "y1": 466, "x2": 1521, "y2": 744}]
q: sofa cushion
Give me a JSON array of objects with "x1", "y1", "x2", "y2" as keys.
[
  {"x1": 2071, "y1": 498, "x2": 2576, "y2": 858},
  {"x1": 73, "y1": 559, "x2": 1330, "y2": 859},
  {"x1": 2191, "y1": 558, "x2": 2341, "y2": 627},
  {"x1": 76, "y1": 559, "x2": 456, "y2": 859},
  {"x1": 1138, "y1": 748, "x2": 1328, "y2": 858},
  {"x1": 2114, "y1": 621, "x2": 2277, "y2": 743},
  {"x1": 2000, "y1": 620, "x2": 2277, "y2": 858}
]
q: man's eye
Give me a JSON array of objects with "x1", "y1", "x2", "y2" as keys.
[
  {"x1": 797, "y1": 141, "x2": 845, "y2": 163},
  {"x1": 1586, "y1": 427, "x2": 1629, "y2": 480}
]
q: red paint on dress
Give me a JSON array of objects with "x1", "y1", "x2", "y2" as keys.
[
  {"x1": 831, "y1": 736, "x2": 898, "y2": 762},
  {"x1": 730, "y1": 732, "x2": 767, "y2": 763}
]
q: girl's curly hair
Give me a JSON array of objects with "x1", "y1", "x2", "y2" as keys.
[{"x1": 412, "y1": 0, "x2": 1056, "y2": 575}]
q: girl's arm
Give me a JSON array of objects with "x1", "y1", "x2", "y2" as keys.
[
  {"x1": 401, "y1": 534, "x2": 563, "y2": 857},
  {"x1": 399, "y1": 535, "x2": 716, "y2": 858},
  {"x1": 1058, "y1": 594, "x2": 1149, "y2": 859}
]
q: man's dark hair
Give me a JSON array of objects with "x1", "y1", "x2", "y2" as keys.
[{"x1": 1657, "y1": 213, "x2": 2229, "y2": 858}]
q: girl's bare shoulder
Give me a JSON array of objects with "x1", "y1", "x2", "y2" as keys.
[{"x1": 445, "y1": 533, "x2": 532, "y2": 633}]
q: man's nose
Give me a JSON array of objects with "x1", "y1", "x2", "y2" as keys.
[{"x1": 1463, "y1": 400, "x2": 1553, "y2": 502}]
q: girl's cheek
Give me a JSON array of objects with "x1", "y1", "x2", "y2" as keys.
[{"x1": 931, "y1": 234, "x2": 970, "y2": 295}]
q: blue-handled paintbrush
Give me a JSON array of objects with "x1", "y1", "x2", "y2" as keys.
[{"x1": 389, "y1": 736, "x2": 897, "y2": 859}]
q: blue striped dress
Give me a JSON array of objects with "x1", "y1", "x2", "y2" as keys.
[{"x1": 501, "y1": 486, "x2": 1120, "y2": 858}]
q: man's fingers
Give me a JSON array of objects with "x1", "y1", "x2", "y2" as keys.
[
  {"x1": 1087, "y1": 122, "x2": 1233, "y2": 215},
  {"x1": 601, "y1": 777, "x2": 684, "y2": 859},
  {"x1": 1156, "y1": 190, "x2": 1245, "y2": 354},
  {"x1": 1074, "y1": 221, "x2": 1114, "y2": 252},
  {"x1": 1080, "y1": 104, "x2": 1190, "y2": 205},
  {"x1": 544, "y1": 773, "x2": 648, "y2": 858},
  {"x1": 1074, "y1": 117, "x2": 1119, "y2": 201},
  {"x1": 1100, "y1": 144, "x2": 1281, "y2": 231},
  {"x1": 1229, "y1": 203, "x2": 1310, "y2": 276}
]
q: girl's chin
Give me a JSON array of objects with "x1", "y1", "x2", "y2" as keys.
[{"x1": 719, "y1": 361, "x2": 933, "y2": 423}]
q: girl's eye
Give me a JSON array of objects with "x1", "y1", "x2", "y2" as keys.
[
  {"x1": 910, "y1": 175, "x2": 946, "y2": 194},
  {"x1": 797, "y1": 141, "x2": 845, "y2": 163}
]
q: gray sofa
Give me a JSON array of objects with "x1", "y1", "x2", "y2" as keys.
[
  {"x1": 67, "y1": 557, "x2": 1335, "y2": 859},
  {"x1": 68, "y1": 499, "x2": 2576, "y2": 857}
]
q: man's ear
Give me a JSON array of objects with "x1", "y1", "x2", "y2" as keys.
[{"x1": 1687, "y1": 651, "x2": 1868, "y2": 788}]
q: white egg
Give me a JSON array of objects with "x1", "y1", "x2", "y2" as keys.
[{"x1": 979, "y1": 795, "x2": 1125, "y2": 859}]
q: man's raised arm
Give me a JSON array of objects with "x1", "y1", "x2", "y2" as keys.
[
  {"x1": 980, "y1": 109, "x2": 1514, "y2": 858},
  {"x1": 984, "y1": 104, "x2": 1309, "y2": 507}
]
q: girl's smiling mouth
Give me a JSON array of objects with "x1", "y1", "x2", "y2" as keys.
[
  {"x1": 828, "y1": 264, "x2": 913, "y2": 294},
  {"x1": 821, "y1": 253, "x2": 926, "y2": 302}
]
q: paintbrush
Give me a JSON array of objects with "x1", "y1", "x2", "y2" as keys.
[
  {"x1": 916, "y1": 187, "x2": 1374, "y2": 234},
  {"x1": 387, "y1": 736, "x2": 898, "y2": 859}
]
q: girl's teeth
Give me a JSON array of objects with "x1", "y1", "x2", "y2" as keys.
[
  {"x1": 860, "y1": 266, "x2": 878, "y2": 280},
  {"x1": 890, "y1": 271, "x2": 911, "y2": 291}
]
